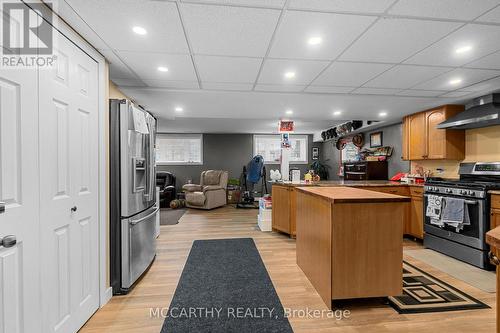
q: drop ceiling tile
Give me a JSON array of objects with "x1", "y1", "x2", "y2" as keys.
[
  {"x1": 364, "y1": 65, "x2": 452, "y2": 89},
  {"x1": 396, "y1": 90, "x2": 446, "y2": 97},
  {"x1": 195, "y1": 55, "x2": 262, "y2": 83},
  {"x1": 476, "y1": 4, "x2": 500, "y2": 23},
  {"x1": 203, "y1": 82, "x2": 254, "y2": 91},
  {"x1": 453, "y1": 75, "x2": 500, "y2": 92},
  {"x1": 118, "y1": 51, "x2": 198, "y2": 81},
  {"x1": 406, "y1": 24, "x2": 500, "y2": 67},
  {"x1": 351, "y1": 87, "x2": 400, "y2": 95},
  {"x1": 288, "y1": 0, "x2": 395, "y2": 13},
  {"x1": 388, "y1": 0, "x2": 500, "y2": 20},
  {"x1": 65, "y1": 0, "x2": 189, "y2": 53},
  {"x1": 412, "y1": 68, "x2": 500, "y2": 91},
  {"x1": 181, "y1": 3, "x2": 280, "y2": 57},
  {"x1": 339, "y1": 19, "x2": 461, "y2": 63},
  {"x1": 311, "y1": 62, "x2": 392, "y2": 87},
  {"x1": 180, "y1": 0, "x2": 285, "y2": 8},
  {"x1": 111, "y1": 78, "x2": 147, "y2": 87},
  {"x1": 254, "y1": 84, "x2": 307, "y2": 92},
  {"x1": 305, "y1": 86, "x2": 355, "y2": 93},
  {"x1": 465, "y1": 51, "x2": 500, "y2": 69},
  {"x1": 258, "y1": 58, "x2": 330, "y2": 85},
  {"x1": 269, "y1": 11, "x2": 375, "y2": 60},
  {"x1": 98, "y1": 49, "x2": 137, "y2": 80},
  {"x1": 440, "y1": 91, "x2": 475, "y2": 98},
  {"x1": 55, "y1": 0, "x2": 109, "y2": 51},
  {"x1": 143, "y1": 80, "x2": 200, "y2": 89}
]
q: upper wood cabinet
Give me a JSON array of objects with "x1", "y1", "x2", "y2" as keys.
[{"x1": 402, "y1": 105, "x2": 465, "y2": 161}]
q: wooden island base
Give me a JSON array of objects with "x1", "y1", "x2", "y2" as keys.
[{"x1": 295, "y1": 187, "x2": 410, "y2": 309}]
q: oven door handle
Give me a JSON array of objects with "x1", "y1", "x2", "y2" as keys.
[
  {"x1": 424, "y1": 194, "x2": 478, "y2": 206},
  {"x1": 464, "y1": 200, "x2": 478, "y2": 205}
]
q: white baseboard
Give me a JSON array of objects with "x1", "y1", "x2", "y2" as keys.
[{"x1": 100, "y1": 287, "x2": 113, "y2": 308}]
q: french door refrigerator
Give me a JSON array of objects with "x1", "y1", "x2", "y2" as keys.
[{"x1": 109, "y1": 99, "x2": 158, "y2": 294}]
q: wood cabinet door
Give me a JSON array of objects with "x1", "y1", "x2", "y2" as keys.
[
  {"x1": 409, "y1": 196, "x2": 424, "y2": 239},
  {"x1": 426, "y1": 109, "x2": 446, "y2": 159},
  {"x1": 402, "y1": 116, "x2": 410, "y2": 160},
  {"x1": 290, "y1": 188, "x2": 297, "y2": 237},
  {"x1": 408, "y1": 113, "x2": 427, "y2": 160},
  {"x1": 272, "y1": 186, "x2": 290, "y2": 233},
  {"x1": 490, "y1": 209, "x2": 500, "y2": 252}
]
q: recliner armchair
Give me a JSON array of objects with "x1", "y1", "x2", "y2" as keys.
[
  {"x1": 182, "y1": 170, "x2": 228, "y2": 210},
  {"x1": 156, "y1": 171, "x2": 176, "y2": 208}
]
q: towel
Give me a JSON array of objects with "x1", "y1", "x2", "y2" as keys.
[
  {"x1": 441, "y1": 197, "x2": 471, "y2": 232},
  {"x1": 426, "y1": 195, "x2": 443, "y2": 219}
]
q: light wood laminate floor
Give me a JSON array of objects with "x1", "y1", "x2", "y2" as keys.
[{"x1": 81, "y1": 206, "x2": 495, "y2": 332}]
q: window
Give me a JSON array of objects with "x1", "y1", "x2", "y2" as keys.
[
  {"x1": 341, "y1": 142, "x2": 359, "y2": 162},
  {"x1": 156, "y1": 134, "x2": 203, "y2": 165},
  {"x1": 253, "y1": 135, "x2": 308, "y2": 164}
]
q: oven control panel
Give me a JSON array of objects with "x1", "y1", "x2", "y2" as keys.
[{"x1": 424, "y1": 186, "x2": 486, "y2": 198}]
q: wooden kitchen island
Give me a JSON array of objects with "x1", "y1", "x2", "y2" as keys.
[{"x1": 295, "y1": 187, "x2": 411, "y2": 309}]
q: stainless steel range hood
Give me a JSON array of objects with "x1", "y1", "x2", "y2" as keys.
[{"x1": 437, "y1": 93, "x2": 500, "y2": 129}]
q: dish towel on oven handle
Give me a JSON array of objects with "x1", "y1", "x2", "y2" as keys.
[
  {"x1": 426, "y1": 195, "x2": 444, "y2": 227},
  {"x1": 441, "y1": 197, "x2": 471, "y2": 232}
]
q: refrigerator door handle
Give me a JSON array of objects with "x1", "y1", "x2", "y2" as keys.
[
  {"x1": 130, "y1": 206, "x2": 159, "y2": 226},
  {"x1": 144, "y1": 117, "x2": 156, "y2": 201}
]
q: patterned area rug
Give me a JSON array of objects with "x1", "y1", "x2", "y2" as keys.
[{"x1": 388, "y1": 261, "x2": 490, "y2": 314}]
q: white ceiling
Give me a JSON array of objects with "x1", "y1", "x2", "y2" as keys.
[{"x1": 56, "y1": 0, "x2": 500, "y2": 134}]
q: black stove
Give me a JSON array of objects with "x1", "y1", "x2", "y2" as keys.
[{"x1": 423, "y1": 162, "x2": 500, "y2": 270}]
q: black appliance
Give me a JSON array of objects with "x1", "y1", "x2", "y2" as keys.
[
  {"x1": 343, "y1": 161, "x2": 388, "y2": 181},
  {"x1": 424, "y1": 162, "x2": 500, "y2": 269}
]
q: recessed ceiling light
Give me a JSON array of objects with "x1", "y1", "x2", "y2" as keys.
[
  {"x1": 379, "y1": 111, "x2": 388, "y2": 117},
  {"x1": 333, "y1": 110, "x2": 342, "y2": 116},
  {"x1": 308, "y1": 36, "x2": 323, "y2": 46},
  {"x1": 175, "y1": 107, "x2": 183, "y2": 112},
  {"x1": 157, "y1": 66, "x2": 169, "y2": 72},
  {"x1": 284, "y1": 71, "x2": 296, "y2": 79},
  {"x1": 455, "y1": 45, "x2": 472, "y2": 54},
  {"x1": 449, "y1": 78, "x2": 462, "y2": 85},
  {"x1": 286, "y1": 109, "x2": 293, "y2": 115},
  {"x1": 132, "y1": 26, "x2": 147, "y2": 35}
]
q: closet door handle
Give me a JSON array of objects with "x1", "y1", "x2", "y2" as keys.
[
  {"x1": 71, "y1": 206, "x2": 77, "y2": 212},
  {"x1": 0, "y1": 202, "x2": 5, "y2": 214},
  {"x1": 0, "y1": 235, "x2": 17, "y2": 248}
]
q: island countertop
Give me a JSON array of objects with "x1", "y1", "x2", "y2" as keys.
[
  {"x1": 271, "y1": 180, "x2": 424, "y2": 188},
  {"x1": 487, "y1": 226, "x2": 500, "y2": 250},
  {"x1": 295, "y1": 186, "x2": 412, "y2": 203},
  {"x1": 296, "y1": 185, "x2": 406, "y2": 307}
]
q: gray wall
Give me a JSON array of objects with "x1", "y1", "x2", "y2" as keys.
[
  {"x1": 158, "y1": 134, "x2": 322, "y2": 191},
  {"x1": 321, "y1": 123, "x2": 410, "y2": 180}
]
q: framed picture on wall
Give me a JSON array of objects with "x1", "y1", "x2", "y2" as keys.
[
  {"x1": 370, "y1": 132, "x2": 383, "y2": 148},
  {"x1": 312, "y1": 147, "x2": 319, "y2": 160}
]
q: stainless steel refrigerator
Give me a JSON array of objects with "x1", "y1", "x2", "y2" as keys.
[{"x1": 109, "y1": 99, "x2": 158, "y2": 294}]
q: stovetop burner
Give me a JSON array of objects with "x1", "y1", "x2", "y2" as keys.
[{"x1": 425, "y1": 178, "x2": 500, "y2": 190}]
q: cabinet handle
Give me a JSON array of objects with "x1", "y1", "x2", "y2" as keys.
[{"x1": 489, "y1": 251, "x2": 500, "y2": 266}]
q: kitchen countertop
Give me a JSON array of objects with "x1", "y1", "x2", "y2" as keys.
[
  {"x1": 296, "y1": 186, "x2": 412, "y2": 203},
  {"x1": 271, "y1": 180, "x2": 425, "y2": 187},
  {"x1": 489, "y1": 190, "x2": 500, "y2": 195},
  {"x1": 487, "y1": 227, "x2": 500, "y2": 250}
]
